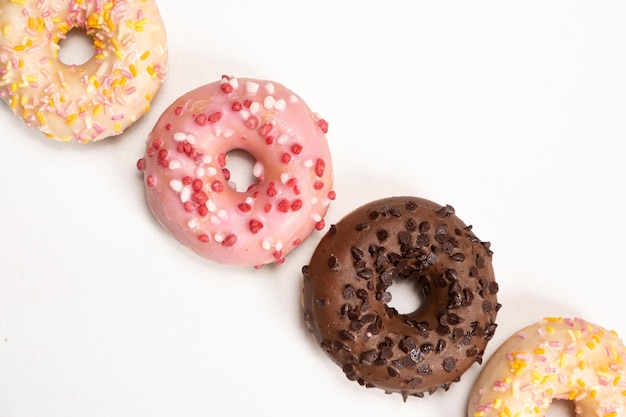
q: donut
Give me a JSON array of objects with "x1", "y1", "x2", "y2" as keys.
[
  {"x1": 137, "y1": 76, "x2": 334, "y2": 267},
  {"x1": 301, "y1": 196, "x2": 500, "y2": 399},
  {"x1": 0, "y1": 0, "x2": 168, "y2": 142},
  {"x1": 468, "y1": 317, "x2": 626, "y2": 417}
]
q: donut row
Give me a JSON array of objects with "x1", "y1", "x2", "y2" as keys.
[{"x1": 2, "y1": 2, "x2": 624, "y2": 417}]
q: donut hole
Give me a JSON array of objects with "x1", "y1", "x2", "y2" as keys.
[
  {"x1": 58, "y1": 27, "x2": 95, "y2": 66},
  {"x1": 384, "y1": 277, "x2": 425, "y2": 315},
  {"x1": 224, "y1": 149, "x2": 258, "y2": 192},
  {"x1": 546, "y1": 400, "x2": 576, "y2": 417}
]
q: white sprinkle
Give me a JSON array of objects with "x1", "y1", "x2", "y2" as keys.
[
  {"x1": 213, "y1": 126, "x2": 222, "y2": 137},
  {"x1": 322, "y1": 198, "x2": 331, "y2": 207},
  {"x1": 169, "y1": 179, "x2": 183, "y2": 193},
  {"x1": 312, "y1": 213, "x2": 322, "y2": 222},
  {"x1": 187, "y1": 219, "x2": 198, "y2": 229},
  {"x1": 304, "y1": 159, "x2": 314, "y2": 168},
  {"x1": 280, "y1": 173, "x2": 290, "y2": 184},
  {"x1": 264, "y1": 95, "x2": 276, "y2": 109},
  {"x1": 229, "y1": 78, "x2": 239, "y2": 89},
  {"x1": 274, "y1": 99, "x2": 286, "y2": 111},
  {"x1": 207, "y1": 167, "x2": 218, "y2": 176},
  {"x1": 239, "y1": 109, "x2": 250, "y2": 120},
  {"x1": 249, "y1": 101, "x2": 260, "y2": 115},
  {"x1": 169, "y1": 160, "x2": 182, "y2": 170},
  {"x1": 202, "y1": 155, "x2": 212, "y2": 164},
  {"x1": 246, "y1": 81, "x2": 259, "y2": 94},
  {"x1": 195, "y1": 167, "x2": 205, "y2": 177},
  {"x1": 210, "y1": 216, "x2": 219, "y2": 224},
  {"x1": 264, "y1": 83, "x2": 275, "y2": 94},
  {"x1": 277, "y1": 134, "x2": 289, "y2": 145},
  {"x1": 217, "y1": 209, "x2": 227, "y2": 219},
  {"x1": 245, "y1": 197, "x2": 255, "y2": 205},
  {"x1": 289, "y1": 94, "x2": 298, "y2": 103},
  {"x1": 310, "y1": 197, "x2": 319, "y2": 205},
  {"x1": 180, "y1": 186, "x2": 192, "y2": 203},
  {"x1": 253, "y1": 161, "x2": 264, "y2": 178},
  {"x1": 186, "y1": 134, "x2": 196, "y2": 145},
  {"x1": 173, "y1": 132, "x2": 187, "y2": 142},
  {"x1": 207, "y1": 199, "x2": 217, "y2": 212},
  {"x1": 274, "y1": 241, "x2": 283, "y2": 251},
  {"x1": 261, "y1": 239, "x2": 272, "y2": 251},
  {"x1": 224, "y1": 129, "x2": 234, "y2": 138},
  {"x1": 214, "y1": 233, "x2": 225, "y2": 243}
]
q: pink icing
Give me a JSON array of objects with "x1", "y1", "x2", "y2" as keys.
[{"x1": 138, "y1": 76, "x2": 334, "y2": 267}]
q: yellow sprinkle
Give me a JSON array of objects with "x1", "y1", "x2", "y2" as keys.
[
  {"x1": 14, "y1": 45, "x2": 26, "y2": 52},
  {"x1": 114, "y1": 50, "x2": 124, "y2": 59},
  {"x1": 559, "y1": 353, "x2": 566, "y2": 368},
  {"x1": 546, "y1": 326, "x2": 555, "y2": 334},
  {"x1": 576, "y1": 350, "x2": 585, "y2": 359},
  {"x1": 3, "y1": 24, "x2": 10, "y2": 36},
  {"x1": 579, "y1": 360, "x2": 586, "y2": 371},
  {"x1": 145, "y1": 93, "x2": 153, "y2": 101},
  {"x1": 10, "y1": 0, "x2": 27, "y2": 5},
  {"x1": 66, "y1": 114, "x2": 78, "y2": 125},
  {"x1": 36, "y1": 111, "x2": 45, "y2": 124},
  {"x1": 129, "y1": 64, "x2": 137, "y2": 77},
  {"x1": 473, "y1": 412, "x2": 484, "y2": 417},
  {"x1": 114, "y1": 122, "x2": 121, "y2": 132},
  {"x1": 591, "y1": 389, "x2": 597, "y2": 399},
  {"x1": 577, "y1": 378, "x2": 586, "y2": 388},
  {"x1": 534, "y1": 348, "x2": 546, "y2": 355},
  {"x1": 604, "y1": 412, "x2": 617, "y2": 417},
  {"x1": 614, "y1": 376, "x2": 621, "y2": 386},
  {"x1": 544, "y1": 317, "x2": 563, "y2": 322},
  {"x1": 568, "y1": 389, "x2": 578, "y2": 400},
  {"x1": 146, "y1": 65, "x2": 155, "y2": 76},
  {"x1": 28, "y1": 17, "x2": 35, "y2": 30},
  {"x1": 493, "y1": 398, "x2": 502, "y2": 409},
  {"x1": 140, "y1": 50, "x2": 151, "y2": 60},
  {"x1": 93, "y1": 105, "x2": 103, "y2": 116},
  {"x1": 504, "y1": 408, "x2": 512, "y2": 417}
]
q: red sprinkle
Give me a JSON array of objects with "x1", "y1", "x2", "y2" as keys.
[
  {"x1": 265, "y1": 136, "x2": 274, "y2": 145},
  {"x1": 328, "y1": 190, "x2": 337, "y2": 200},
  {"x1": 264, "y1": 204, "x2": 272, "y2": 213},
  {"x1": 238, "y1": 203, "x2": 251, "y2": 212},
  {"x1": 232, "y1": 102, "x2": 242, "y2": 111},
  {"x1": 136, "y1": 158, "x2": 145, "y2": 171},
  {"x1": 245, "y1": 116, "x2": 259, "y2": 129},
  {"x1": 165, "y1": 123, "x2": 172, "y2": 131},
  {"x1": 243, "y1": 100, "x2": 252, "y2": 108},
  {"x1": 315, "y1": 159, "x2": 325, "y2": 177},
  {"x1": 318, "y1": 118, "x2": 329, "y2": 133},
  {"x1": 174, "y1": 106, "x2": 183, "y2": 116},
  {"x1": 249, "y1": 219, "x2": 264, "y2": 234},
  {"x1": 291, "y1": 144, "x2": 302, "y2": 154},
  {"x1": 194, "y1": 114, "x2": 207, "y2": 126},
  {"x1": 152, "y1": 138, "x2": 163, "y2": 149},
  {"x1": 182, "y1": 176, "x2": 193, "y2": 186},
  {"x1": 313, "y1": 180, "x2": 324, "y2": 190},
  {"x1": 293, "y1": 238, "x2": 302, "y2": 246},
  {"x1": 208, "y1": 111, "x2": 222, "y2": 123},
  {"x1": 217, "y1": 153, "x2": 227, "y2": 167},
  {"x1": 147, "y1": 147, "x2": 155, "y2": 157},
  {"x1": 273, "y1": 251, "x2": 283, "y2": 260},
  {"x1": 221, "y1": 83, "x2": 233, "y2": 94},
  {"x1": 198, "y1": 234, "x2": 210, "y2": 243},
  {"x1": 192, "y1": 190, "x2": 208, "y2": 205},
  {"x1": 315, "y1": 219, "x2": 326, "y2": 230},
  {"x1": 222, "y1": 168, "x2": 231, "y2": 181},
  {"x1": 222, "y1": 234, "x2": 237, "y2": 247},
  {"x1": 146, "y1": 175, "x2": 156, "y2": 188},
  {"x1": 192, "y1": 179, "x2": 203, "y2": 191},
  {"x1": 183, "y1": 202, "x2": 195, "y2": 212},
  {"x1": 198, "y1": 204, "x2": 208, "y2": 217},
  {"x1": 211, "y1": 180, "x2": 224, "y2": 192},
  {"x1": 266, "y1": 184, "x2": 277, "y2": 197},
  {"x1": 291, "y1": 199, "x2": 302, "y2": 211},
  {"x1": 281, "y1": 153, "x2": 291, "y2": 164},
  {"x1": 259, "y1": 123, "x2": 273, "y2": 136},
  {"x1": 277, "y1": 199, "x2": 290, "y2": 212}
]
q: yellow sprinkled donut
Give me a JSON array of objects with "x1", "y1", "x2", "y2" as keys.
[
  {"x1": 0, "y1": 0, "x2": 168, "y2": 142},
  {"x1": 468, "y1": 317, "x2": 626, "y2": 417}
]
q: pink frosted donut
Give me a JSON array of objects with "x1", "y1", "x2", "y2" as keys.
[
  {"x1": 137, "y1": 76, "x2": 335, "y2": 267},
  {"x1": 0, "y1": 0, "x2": 167, "y2": 142}
]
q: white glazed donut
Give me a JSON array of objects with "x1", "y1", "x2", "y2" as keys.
[
  {"x1": 137, "y1": 76, "x2": 334, "y2": 268},
  {"x1": 468, "y1": 317, "x2": 626, "y2": 417},
  {"x1": 0, "y1": 0, "x2": 167, "y2": 142}
]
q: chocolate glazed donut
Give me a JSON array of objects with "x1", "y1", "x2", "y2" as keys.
[{"x1": 301, "y1": 197, "x2": 500, "y2": 400}]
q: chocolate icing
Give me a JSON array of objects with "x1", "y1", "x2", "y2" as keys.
[{"x1": 302, "y1": 197, "x2": 500, "y2": 400}]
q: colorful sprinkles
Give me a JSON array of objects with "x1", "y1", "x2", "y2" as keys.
[
  {"x1": 469, "y1": 317, "x2": 626, "y2": 417},
  {"x1": 0, "y1": 0, "x2": 168, "y2": 142},
  {"x1": 138, "y1": 76, "x2": 334, "y2": 267}
]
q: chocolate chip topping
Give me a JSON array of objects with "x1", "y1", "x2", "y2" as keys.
[{"x1": 302, "y1": 196, "x2": 499, "y2": 399}]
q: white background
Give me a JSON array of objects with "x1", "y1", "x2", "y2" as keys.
[{"x1": 1, "y1": 1, "x2": 626, "y2": 416}]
